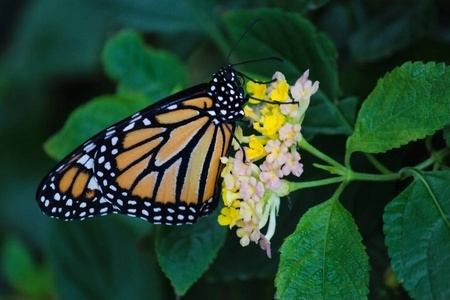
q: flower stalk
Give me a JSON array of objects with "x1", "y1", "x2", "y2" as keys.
[{"x1": 218, "y1": 70, "x2": 319, "y2": 256}]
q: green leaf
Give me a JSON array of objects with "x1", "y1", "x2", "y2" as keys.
[
  {"x1": 224, "y1": 9, "x2": 339, "y2": 102},
  {"x1": 383, "y1": 170, "x2": 450, "y2": 300},
  {"x1": 347, "y1": 61, "x2": 450, "y2": 154},
  {"x1": 44, "y1": 94, "x2": 150, "y2": 160},
  {"x1": 2, "y1": 235, "x2": 53, "y2": 298},
  {"x1": 49, "y1": 217, "x2": 167, "y2": 300},
  {"x1": 154, "y1": 210, "x2": 227, "y2": 295},
  {"x1": 102, "y1": 30, "x2": 187, "y2": 100},
  {"x1": 276, "y1": 199, "x2": 369, "y2": 299},
  {"x1": 349, "y1": 1, "x2": 435, "y2": 62}
]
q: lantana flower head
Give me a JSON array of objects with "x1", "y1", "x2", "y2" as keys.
[{"x1": 218, "y1": 70, "x2": 319, "y2": 257}]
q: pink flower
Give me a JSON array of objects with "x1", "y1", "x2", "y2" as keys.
[
  {"x1": 264, "y1": 139, "x2": 288, "y2": 166},
  {"x1": 259, "y1": 235, "x2": 272, "y2": 258},
  {"x1": 290, "y1": 69, "x2": 319, "y2": 101},
  {"x1": 260, "y1": 161, "x2": 283, "y2": 190},
  {"x1": 279, "y1": 123, "x2": 301, "y2": 147},
  {"x1": 232, "y1": 150, "x2": 252, "y2": 177},
  {"x1": 240, "y1": 177, "x2": 265, "y2": 202},
  {"x1": 282, "y1": 152, "x2": 304, "y2": 177}
]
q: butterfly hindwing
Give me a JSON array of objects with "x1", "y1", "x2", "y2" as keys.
[{"x1": 37, "y1": 138, "x2": 114, "y2": 220}]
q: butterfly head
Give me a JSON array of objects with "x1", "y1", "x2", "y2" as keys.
[{"x1": 208, "y1": 65, "x2": 246, "y2": 123}]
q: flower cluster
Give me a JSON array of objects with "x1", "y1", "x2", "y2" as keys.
[{"x1": 218, "y1": 70, "x2": 319, "y2": 257}]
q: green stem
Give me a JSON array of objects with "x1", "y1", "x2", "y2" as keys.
[
  {"x1": 349, "y1": 170, "x2": 401, "y2": 182},
  {"x1": 364, "y1": 153, "x2": 393, "y2": 174},
  {"x1": 414, "y1": 156, "x2": 435, "y2": 170},
  {"x1": 299, "y1": 138, "x2": 346, "y2": 171},
  {"x1": 289, "y1": 176, "x2": 344, "y2": 192},
  {"x1": 331, "y1": 181, "x2": 349, "y2": 200}
]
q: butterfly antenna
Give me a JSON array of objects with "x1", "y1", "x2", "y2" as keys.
[
  {"x1": 224, "y1": 123, "x2": 248, "y2": 163},
  {"x1": 231, "y1": 56, "x2": 283, "y2": 67},
  {"x1": 226, "y1": 18, "x2": 263, "y2": 63}
]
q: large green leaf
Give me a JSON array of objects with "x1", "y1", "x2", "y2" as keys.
[
  {"x1": 44, "y1": 94, "x2": 150, "y2": 160},
  {"x1": 102, "y1": 30, "x2": 187, "y2": 100},
  {"x1": 49, "y1": 217, "x2": 167, "y2": 300},
  {"x1": 154, "y1": 210, "x2": 227, "y2": 296},
  {"x1": 347, "y1": 61, "x2": 450, "y2": 154},
  {"x1": 276, "y1": 199, "x2": 369, "y2": 299},
  {"x1": 383, "y1": 170, "x2": 450, "y2": 300}
]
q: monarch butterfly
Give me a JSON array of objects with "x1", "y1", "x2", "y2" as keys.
[{"x1": 36, "y1": 63, "x2": 250, "y2": 225}]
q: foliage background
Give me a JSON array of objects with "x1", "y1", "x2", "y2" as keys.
[{"x1": 0, "y1": 0, "x2": 449, "y2": 299}]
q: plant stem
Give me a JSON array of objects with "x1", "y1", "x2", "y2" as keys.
[
  {"x1": 364, "y1": 153, "x2": 393, "y2": 174},
  {"x1": 289, "y1": 176, "x2": 344, "y2": 192},
  {"x1": 348, "y1": 170, "x2": 401, "y2": 182},
  {"x1": 299, "y1": 138, "x2": 346, "y2": 171},
  {"x1": 414, "y1": 156, "x2": 435, "y2": 170}
]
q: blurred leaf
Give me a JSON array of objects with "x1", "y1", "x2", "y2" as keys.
[
  {"x1": 303, "y1": 92, "x2": 355, "y2": 136},
  {"x1": 1, "y1": 0, "x2": 111, "y2": 81},
  {"x1": 347, "y1": 61, "x2": 450, "y2": 154},
  {"x1": 349, "y1": 1, "x2": 435, "y2": 62},
  {"x1": 224, "y1": 9, "x2": 339, "y2": 102},
  {"x1": 2, "y1": 235, "x2": 54, "y2": 298},
  {"x1": 102, "y1": 30, "x2": 187, "y2": 100},
  {"x1": 91, "y1": 0, "x2": 205, "y2": 33},
  {"x1": 49, "y1": 217, "x2": 167, "y2": 300},
  {"x1": 44, "y1": 94, "x2": 151, "y2": 160},
  {"x1": 384, "y1": 170, "x2": 450, "y2": 300},
  {"x1": 276, "y1": 199, "x2": 369, "y2": 299},
  {"x1": 267, "y1": 0, "x2": 330, "y2": 14},
  {"x1": 154, "y1": 210, "x2": 227, "y2": 295}
]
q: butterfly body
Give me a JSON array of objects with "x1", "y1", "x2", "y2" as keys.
[{"x1": 37, "y1": 65, "x2": 245, "y2": 225}]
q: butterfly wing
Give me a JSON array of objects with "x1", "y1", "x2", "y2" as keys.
[{"x1": 36, "y1": 84, "x2": 234, "y2": 225}]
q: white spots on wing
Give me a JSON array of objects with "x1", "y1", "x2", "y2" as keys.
[
  {"x1": 83, "y1": 142, "x2": 96, "y2": 153},
  {"x1": 123, "y1": 122, "x2": 135, "y2": 132}
]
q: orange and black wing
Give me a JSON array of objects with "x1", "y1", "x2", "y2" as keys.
[{"x1": 36, "y1": 84, "x2": 234, "y2": 225}]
